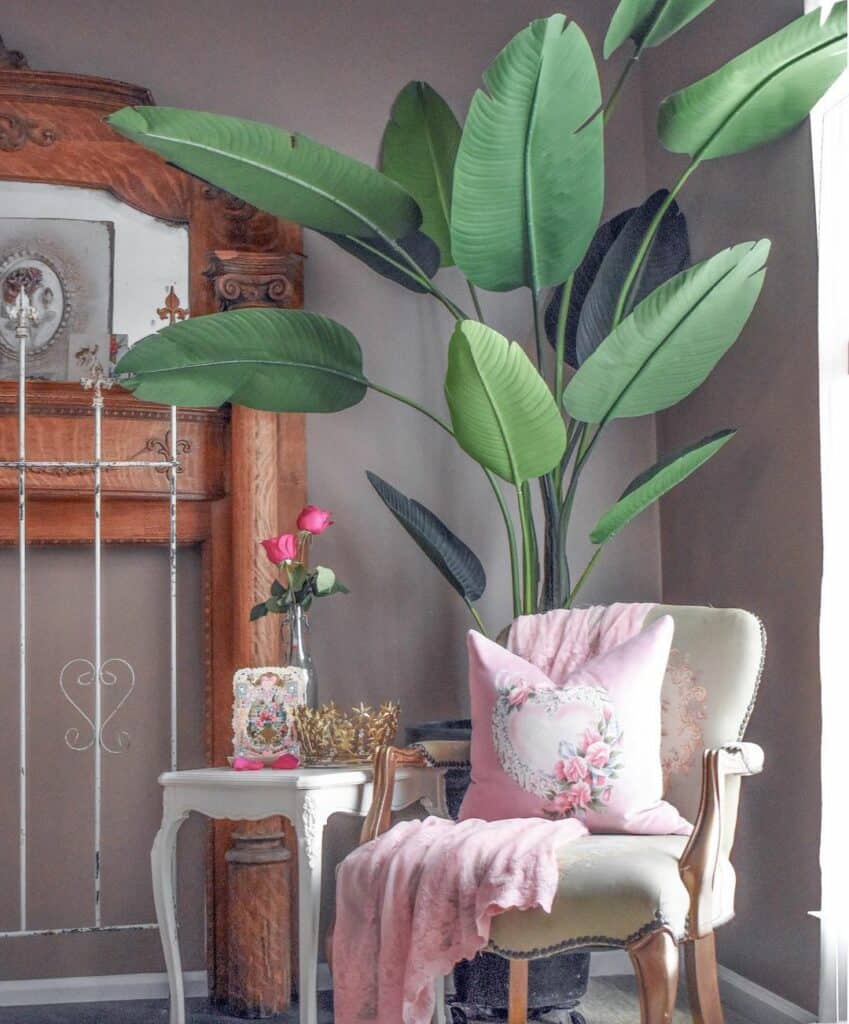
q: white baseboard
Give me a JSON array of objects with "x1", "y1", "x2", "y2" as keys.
[
  {"x1": 589, "y1": 949, "x2": 632, "y2": 976},
  {"x1": 0, "y1": 971, "x2": 208, "y2": 1007},
  {"x1": 0, "y1": 956, "x2": 816, "y2": 1024},
  {"x1": 588, "y1": 952, "x2": 815, "y2": 1024},
  {"x1": 717, "y1": 965, "x2": 816, "y2": 1024}
]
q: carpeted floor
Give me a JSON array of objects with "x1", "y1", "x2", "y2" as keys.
[{"x1": 0, "y1": 977, "x2": 758, "y2": 1023}]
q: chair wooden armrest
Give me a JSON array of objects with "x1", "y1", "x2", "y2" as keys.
[
  {"x1": 359, "y1": 741, "x2": 470, "y2": 845},
  {"x1": 679, "y1": 741, "x2": 764, "y2": 937}
]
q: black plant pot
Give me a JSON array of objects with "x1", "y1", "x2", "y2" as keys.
[{"x1": 405, "y1": 721, "x2": 590, "y2": 1023}]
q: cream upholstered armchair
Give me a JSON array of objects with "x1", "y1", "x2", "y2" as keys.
[{"x1": 360, "y1": 605, "x2": 765, "y2": 1024}]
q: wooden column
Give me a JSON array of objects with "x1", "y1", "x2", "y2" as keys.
[{"x1": 202, "y1": 246, "x2": 305, "y2": 1012}]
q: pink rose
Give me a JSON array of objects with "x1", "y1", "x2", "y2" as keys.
[
  {"x1": 602, "y1": 704, "x2": 613, "y2": 722},
  {"x1": 581, "y1": 726, "x2": 602, "y2": 751},
  {"x1": 548, "y1": 790, "x2": 575, "y2": 814},
  {"x1": 557, "y1": 755, "x2": 589, "y2": 783},
  {"x1": 261, "y1": 533, "x2": 298, "y2": 564},
  {"x1": 585, "y1": 740, "x2": 611, "y2": 769},
  {"x1": 570, "y1": 780, "x2": 592, "y2": 809},
  {"x1": 297, "y1": 504, "x2": 334, "y2": 535},
  {"x1": 508, "y1": 680, "x2": 532, "y2": 707}
]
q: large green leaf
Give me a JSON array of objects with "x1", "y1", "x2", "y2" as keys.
[
  {"x1": 658, "y1": 4, "x2": 847, "y2": 162},
  {"x1": 366, "y1": 472, "x2": 486, "y2": 602},
  {"x1": 451, "y1": 14, "x2": 604, "y2": 292},
  {"x1": 381, "y1": 82, "x2": 461, "y2": 267},
  {"x1": 591, "y1": 429, "x2": 735, "y2": 544},
  {"x1": 116, "y1": 308, "x2": 367, "y2": 411},
  {"x1": 604, "y1": 0, "x2": 718, "y2": 59},
  {"x1": 106, "y1": 106, "x2": 421, "y2": 240},
  {"x1": 444, "y1": 320, "x2": 566, "y2": 483},
  {"x1": 563, "y1": 240, "x2": 769, "y2": 424}
]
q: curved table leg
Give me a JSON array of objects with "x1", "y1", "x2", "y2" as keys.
[
  {"x1": 294, "y1": 793, "x2": 329, "y2": 1024},
  {"x1": 151, "y1": 810, "x2": 189, "y2": 1024}
]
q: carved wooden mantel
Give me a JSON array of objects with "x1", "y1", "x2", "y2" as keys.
[{"x1": 0, "y1": 40, "x2": 305, "y2": 1011}]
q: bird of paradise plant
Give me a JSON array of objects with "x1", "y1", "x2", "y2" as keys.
[{"x1": 108, "y1": 1, "x2": 847, "y2": 636}]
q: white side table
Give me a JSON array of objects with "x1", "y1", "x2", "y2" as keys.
[{"x1": 151, "y1": 765, "x2": 447, "y2": 1024}]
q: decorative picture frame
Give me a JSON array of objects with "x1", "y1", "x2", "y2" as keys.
[{"x1": 231, "y1": 665, "x2": 308, "y2": 762}]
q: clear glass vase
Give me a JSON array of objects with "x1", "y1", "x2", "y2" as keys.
[{"x1": 281, "y1": 603, "x2": 317, "y2": 709}]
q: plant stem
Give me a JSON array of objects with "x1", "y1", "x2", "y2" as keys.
[
  {"x1": 367, "y1": 379, "x2": 522, "y2": 618},
  {"x1": 565, "y1": 547, "x2": 603, "y2": 608},
  {"x1": 553, "y1": 276, "x2": 572, "y2": 409},
  {"x1": 467, "y1": 281, "x2": 485, "y2": 322},
  {"x1": 465, "y1": 599, "x2": 489, "y2": 637},
  {"x1": 530, "y1": 288, "x2": 544, "y2": 373},
  {"x1": 611, "y1": 158, "x2": 698, "y2": 328},
  {"x1": 516, "y1": 484, "x2": 537, "y2": 614}
]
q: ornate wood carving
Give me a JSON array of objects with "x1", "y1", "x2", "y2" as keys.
[
  {"x1": 0, "y1": 111, "x2": 56, "y2": 151},
  {"x1": 0, "y1": 55, "x2": 305, "y2": 1012},
  {"x1": 205, "y1": 250, "x2": 302, "y2": 311},
  {"x1": 0, "y1": 36, "x2": 27, "y2": 70}
]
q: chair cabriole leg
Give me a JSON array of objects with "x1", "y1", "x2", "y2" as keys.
[
  {"x1": 685, "y1": 932, "x2": 724, "y2": 1024},
  {"x1": 628, "y1": 928, "x2": 679, "y2": 1024},
  {"x1": 508, "y1": 957, "x2": 529, "y2": 1024}
]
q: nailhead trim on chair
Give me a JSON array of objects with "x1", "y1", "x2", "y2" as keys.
[
  {"x1": 409, "y1": 742, "x2": 471, "y2": 769},
  {"x1": 737, "y1": 613, "x2": 767, "y2": 741},
  {"x1": 487, "y1": 910, "x2": 681, "y2": 960}
]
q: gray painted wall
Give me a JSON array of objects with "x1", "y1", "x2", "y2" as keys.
[
  {"x1": 4, "y1": 0, "x2": 823, "y2": 1011},
  {"x1": 6, "y1": 0, "x2": 661, "y2": 983},
  {"x1": 639, "y1": 0, "x2": 822, "y2": 1011}
]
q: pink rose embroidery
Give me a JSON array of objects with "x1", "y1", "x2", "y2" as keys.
[
  {"x1": 508, "y1": 679, "x2": 532, "y2": 708},
  {"x1": 570, "y1": 780, "x2": 592, "y2": 810},
  {"x1": 560, "y1": 755, "x2": 589, "y2": 782},
  {"x1": 582, "y1": 726, "x2": 602, "y2": 750},
  {"x1": 548, "y1": 790, "x2": 575, "y2": 815},
  {"x1": 584, "y1": 740, "x2": 611, "y2": 769}
]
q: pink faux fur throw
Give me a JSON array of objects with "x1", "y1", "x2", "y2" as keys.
[
  {"x1": 507, "y1": 602, "x2": 656, "y2": 681},
  {"x1": 332, "y1": 814, "x2": 586, "y2": 1023}
]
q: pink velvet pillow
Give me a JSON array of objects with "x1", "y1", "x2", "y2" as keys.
[{"x1": 459, "y1": 616, "x2": 691, "y2": 835}]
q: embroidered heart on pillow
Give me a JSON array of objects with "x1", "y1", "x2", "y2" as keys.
[{"x1": 459, "y1": 616, "x2": 691, "y2": 835}]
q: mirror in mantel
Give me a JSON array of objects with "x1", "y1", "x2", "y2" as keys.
[{"x1": 0, "y1": 181, "x2": 189, "y2": 381}]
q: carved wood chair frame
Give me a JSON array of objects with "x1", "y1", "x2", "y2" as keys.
[{"x1": 359, "y1": 740, "x2": 764, "y2": 1024}]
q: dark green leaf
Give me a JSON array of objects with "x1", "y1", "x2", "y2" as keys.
[
  {"x1": 576, "y1": 189, "x2": 689, "y2": 365},
  {"x1": 117, "y1": 308, "x2": 368, "y2": 412},
  {"x1": 366, "y1": 471, "x2": 486, "y2": 602},
  {"x1": 544, "y1": 207, "x2": 633, "y2": 368},
  {"x1": 106, "y1": 105, "x2": 421, "y2": 239},
  {"x1": 271, "y1": 579, "x2": 286, "y2": 597},
  {"x1": 590, "y1": 429, "x2": 735, "y2": 544},
  {"x1": 322, "y1": 229, "x2": 440, "y2": 293},
  {"x1": 250, "y1": 602, "x2": 268, "y2": 621},
  {"x1": 381, "y1": 81, "x2": 462, "y2": 266}
]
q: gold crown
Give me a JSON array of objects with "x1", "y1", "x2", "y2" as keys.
[{"x1": 292, "y1": 701, "x2": 400, "y2": 766}]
